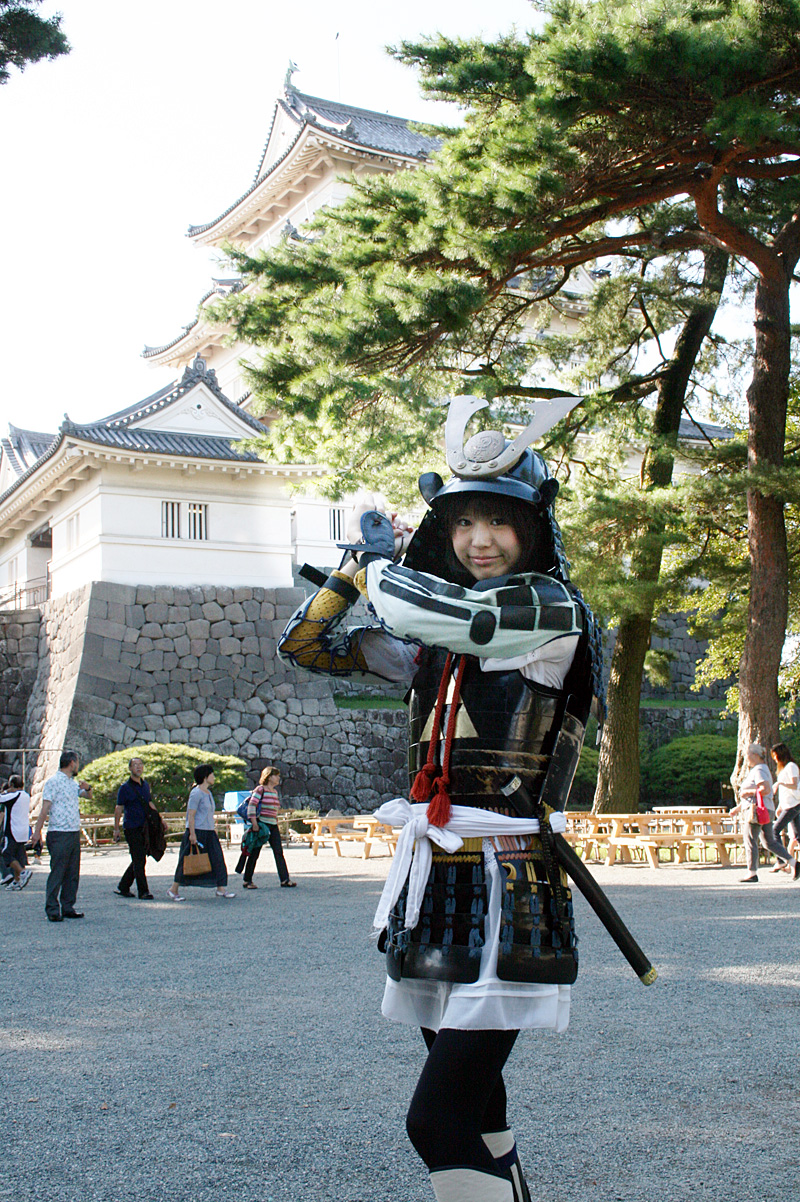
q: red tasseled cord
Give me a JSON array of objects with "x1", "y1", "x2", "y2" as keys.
[
  {"x1": 410, "y1": 653, "x2": 453, "y2": 803},
  {"x1": 425, "y1": 656, "x2": 466, "y2": 829}
]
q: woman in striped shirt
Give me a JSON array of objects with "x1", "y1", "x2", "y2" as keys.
[{"x1": 235, "y1": 766, "x2": 296, "y2": 889}]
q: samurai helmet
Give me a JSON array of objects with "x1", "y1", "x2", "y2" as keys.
[{"x1": 404, "y1": 393, "x2": 582, "y2": 580}]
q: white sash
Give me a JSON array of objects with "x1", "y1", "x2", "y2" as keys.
[{"x1": 371, "y1": 799, "x2": 566, "y2": 934}]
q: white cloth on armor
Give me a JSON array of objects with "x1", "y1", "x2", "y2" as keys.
[
  {"x1": 372, "y1": 799, "x2": 567, "y2": 934},
  {"x1": 365, "y1": 561, "x2": 582, "y2": 663},
  {"x1": 373, "y1": 801, "x2": 571, "y2": 1035}
]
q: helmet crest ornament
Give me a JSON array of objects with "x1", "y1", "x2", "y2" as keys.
[{"x1": 444, "y1": 394, "x2": 583, "y2": 480}]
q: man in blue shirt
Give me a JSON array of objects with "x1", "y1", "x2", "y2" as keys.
[{"x1": 113, "y1": 757, "x2": 160, "y2": 899}]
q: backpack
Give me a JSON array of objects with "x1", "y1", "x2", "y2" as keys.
[{"x1": 236, "y1": 790, "x2": 257, "y2": 823}]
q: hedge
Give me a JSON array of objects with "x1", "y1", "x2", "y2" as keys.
[
  {"x1": 641, "y1": 734, "x2": 738, "y2": 806},
  {"x1": 80, "y1": 744, "x2": 248, "y2": 814}
]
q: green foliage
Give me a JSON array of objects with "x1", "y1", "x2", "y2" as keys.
[
  {"x1": 642, "y1": 733, "x2": 738, "y2": 803},
  {"x1": 210, "y1": 0, "x2": 800, "y2": 500},
  {"x1": 0, "y1": 1, "x2": 69, "y2": 84},
  {"x1": 571, "y1": 741, "x2": 600, "y2": 808},
  {"x1": 80, "y1": 744, "x2": 248, "y2": 815}
]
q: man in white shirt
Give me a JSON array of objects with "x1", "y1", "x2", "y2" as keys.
[
  {"x1": 1, "y1": 773, "x2": 32, "y2": 890},
  {"x1": 31, "y1": 751, "x2": 93, "y2": 922}
]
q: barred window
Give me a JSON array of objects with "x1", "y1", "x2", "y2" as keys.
[
  {"x1": 187, "y1": 502, "x2": 208, "y2": 541},
  {"x1": 161, "y1": 501, "x2": 181, "y2": 539},
  {"x1": 329, "y1": 507, "x2": 346, "y2": 542}
]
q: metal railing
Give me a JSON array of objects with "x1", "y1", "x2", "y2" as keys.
[{"x1": 0, "y1": 575, "x2": 50, "y2": 610}]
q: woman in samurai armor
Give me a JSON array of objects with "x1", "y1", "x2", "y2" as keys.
[{"x1": 278, "y1": 396, "x2": 604, "y2": 1202}]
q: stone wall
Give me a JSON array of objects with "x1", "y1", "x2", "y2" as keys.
[
  {"x1": 1, "y1": 578, "x2": 738, "y2": 810},
  {"x1": 15, "y1": 581, "x2": 408, "y2": 811},
  {"x1": 640, "y1": 705, "x2": 735, "y2": 750},
  {"x1": 603, "y1": 610, "x2": 733, "y2": 701},
  {"x1": 0, "y1": 608, "x2": 41, "y2": 776}
]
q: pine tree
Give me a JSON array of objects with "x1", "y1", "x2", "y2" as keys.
[
  {"x1": 0, "y1": 1, "x2": 69, "y2": 84},
  {"x1": 216, "y1": 0, "x2": 800, "y2": 791}
]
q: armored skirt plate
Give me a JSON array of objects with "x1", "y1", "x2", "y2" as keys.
[{"x1": 384, "y1": 836, "x2": 578, "y2": 987}]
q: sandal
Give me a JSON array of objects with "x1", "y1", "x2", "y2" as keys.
[
  {"x1": 166, "y1": 890, "x2": 185, "y2": 902},
  {"x1": 281, "y1": 879, "x2": 297, "y2": 888},
  {"x1": 243, "y1": 882, "x2": 258, "y2": 889},
  {"x1": 215, "y1": 889, "x2": 236, "y2": 899}
]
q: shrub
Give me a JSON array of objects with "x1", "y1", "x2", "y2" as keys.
[
  {"x1": 80, "y1": 744, "x2": 248, "y2": 814},
  {"x1": 569, "y1": 743, "x2": 599, "y2": 809},
  {"x1": 641, "y1": 734, "x2": 738, "y2": 806}
]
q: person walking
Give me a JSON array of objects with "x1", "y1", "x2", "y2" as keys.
[
  {"x1": 113, "y1": 756, "x2": 163, "y2": 899},
  {"x1": 1, "y1": 774, "x2": 33, "y2": 891},
  {"x1": 31, "y1": 751, "x2": 93, "y2": 921},
  {"x1": 731, "y1": 744, "x2": 800, "y2": 883},
  {"x1": 234, "y1": 766, "x2": 297, "y2": 889},
  {"x1": 167, "y1": 764, "x2": 235, "y2": 901},
  {"x1": 769, "y1": 742, "x2": 800, "y2": 869}
]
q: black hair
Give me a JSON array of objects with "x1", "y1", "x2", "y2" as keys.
[
  {"x1": 8, "y1": 774, "x2": 23, "y2": 789},
  {"x1": 193, "y1": 763, "x2": 214, "y2": 785},
  {"x1": 771, "y1": 742, "x2": 794, "y2": 766},
  {"x1": 436, "y1": 492, "x2": 555, "y2": 585},
  {"x1": 60, "y1": 750, "x2": 78, "y2": 770}
]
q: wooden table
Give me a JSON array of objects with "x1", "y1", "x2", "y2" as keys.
[
  {"x1": 563, "y1": 812, "x2": 613, "y2": 862},
  {"x1": 604, "y1": 809, "x2": 739, "y2": 868},
  {"x1": 304, "y1": 815, "x2": 398, "y2": 858}
]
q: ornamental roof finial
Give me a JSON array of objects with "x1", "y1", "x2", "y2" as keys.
[{"x1": 284, "y1": 60, "x2": 299, "y2": 95}]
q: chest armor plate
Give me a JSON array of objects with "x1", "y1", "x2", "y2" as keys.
[{"x1": 408, "y1": 647, "x2": 565, "y2": 805}]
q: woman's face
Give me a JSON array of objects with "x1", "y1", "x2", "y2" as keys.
[
  {"x1": 206, "y1": 771, "x2": 215, "y2": 787},
  {"x1": 451, "y1": 502, "x2": 523, "y2": 581},
  {"x1": 746, "y1": 750, "x2": 762, "y2": 768}
]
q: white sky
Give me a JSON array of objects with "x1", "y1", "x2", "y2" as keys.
[{"x1": 0, "y1": 0, "x2": 537, "y2": 435}]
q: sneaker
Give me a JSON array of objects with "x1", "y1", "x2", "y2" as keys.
[
  {"x1": 8, "y1": 881, "x2": 22, "y2": 890},
  {"x1": 0, "y1": 873, "x2": 12, "y2": 886},
  {"x1": 18, "y1": 868, "x2": 32, "y2": 889}
]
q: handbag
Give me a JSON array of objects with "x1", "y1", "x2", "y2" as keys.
[
  {"x1": 182, "y1": 841, "x2": 212, "y2": 876},
  {"x1": 755, "y1": 787, "x2": 771, "y2": 826}
]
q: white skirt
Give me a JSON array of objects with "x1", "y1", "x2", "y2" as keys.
[{"x1": 381, "y1": 838, "x2": 571, "y2": 1032}]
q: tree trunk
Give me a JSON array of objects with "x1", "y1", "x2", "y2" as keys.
[
  {"x1": 734, "y1": 267, "x2": 793, "y2": 785},
  {"x1": 593, "y1": 248, "x2": 728, "y2": 813},
  {"x1": 593, "y1": 613, "x2": 653, "y2": 812}
]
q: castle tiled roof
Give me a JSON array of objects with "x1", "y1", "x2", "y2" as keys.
[
  {"x1": 97, "y1": 355, "x2": 265, "y2": 434},
  {"x1": 0, "y1": 358, "x2": 270, "y2": 510},
  {"x1": 677, "y1": 415, "x2": 735, "y2": 442},
  {"x1": 141, "y1": 280, "x2": 241, "y2": 361},
  {"x1": 60, "y1": 422, "x2": 264, "y2": 463},
  {"x1": 1, "y1": 425, "x2": 58, "y2": 478},
  {"x1": 187, "y1": 88, "x2": 440, "y2": 239}
]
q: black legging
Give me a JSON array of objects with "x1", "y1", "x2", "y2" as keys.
[{"x1": 406, "y1": 1027, "x2": 518, "y2": 1175}]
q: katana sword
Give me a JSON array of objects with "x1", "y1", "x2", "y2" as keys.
[{"x1": 501, "y1": 776, "x2": 658, "y2": 986}]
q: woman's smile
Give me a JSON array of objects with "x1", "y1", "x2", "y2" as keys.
[{"x1": 451, "y1": 508, "x2": 523, "y2": 580}]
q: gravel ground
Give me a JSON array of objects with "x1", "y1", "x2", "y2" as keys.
[{"x1": 2, "y1": 841, "x2": 799, "y2": 1202}]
